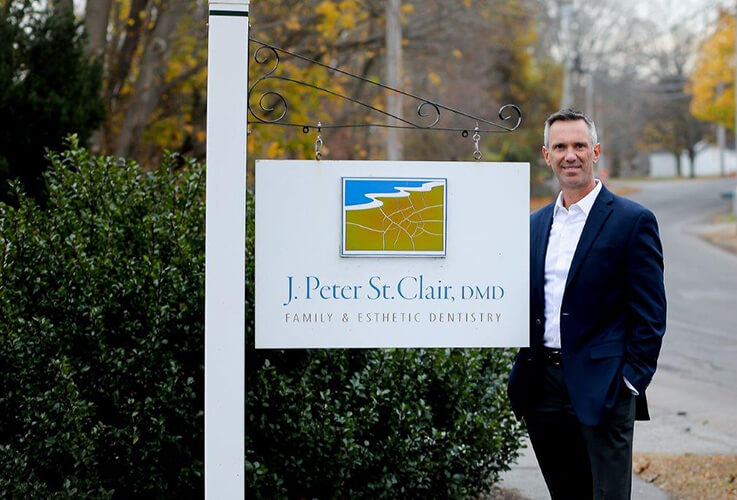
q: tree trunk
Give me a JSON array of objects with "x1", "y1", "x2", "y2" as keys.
[
  {"x1": 688, "y1": 148, "x2": 697, "y2": 178},
  {"x1": 84, "y1": 0, "x2": 113, "y2": 60},
  {"x1": 385, "y1": 0, "x2": 403, "y2": 160},
  {"x1": 52, "y1": 0, "x2": 73, "y2": 14},
  {"x1": 84, "y1": 0, "x2": 114, "y2": 153},
  {"x1": 675, "y1": 151, "x2": 682, "y2": 177},
  {"x1": 106, "y1": 0, "x2": 150, "y2": 106},
  {"x1": 114, "y1": 1, "x2": 186, "y2": 158},
  {"x1": 610, "y1": 151, "x2": 621, "y2": 178}
]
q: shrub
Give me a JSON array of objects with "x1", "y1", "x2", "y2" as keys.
[
  {"x1": 246, "y1": 347, "x2": 524, "y2": 498},
  {"x1": 0, "y1": 140, "x2": 204, "y2": 496}
]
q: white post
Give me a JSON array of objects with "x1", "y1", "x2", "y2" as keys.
[{"x1": 205, "y1": 1, "x2": 248, "y2": 498}]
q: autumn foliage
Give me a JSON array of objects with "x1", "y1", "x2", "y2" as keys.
[{"x1": 690, "y1": 10, "x2": 736, "y2": 130}]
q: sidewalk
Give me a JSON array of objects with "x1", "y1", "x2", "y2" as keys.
[
  {"x1": 496, "y1": 439, "x2": 670, "y2": 500},
  {"x1": 697, "y1": 218, "x2": 737, "y2": 255}
]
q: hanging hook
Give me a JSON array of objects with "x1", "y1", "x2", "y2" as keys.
[
  {"x1": 315, "y1": 122, "x2": 324, "y2": 161},
  {"x1": 472, "y1": 123, "x2": 482, "y2": 160}
]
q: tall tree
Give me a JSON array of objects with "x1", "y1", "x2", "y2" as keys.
[
  {"x1": 690, "y1": 9, "x2": 735, "y2": 130},
  {"x1": 0, "y1": 1, "x2": 104, "y2": 202},
  {"x1": 76, "y1": 0, "x2": 205, "y2": 162},
  {"x1": 84, "y1": 0, "x2": 113, "y2": 60},
  {"x1": 113, "y1": 0, "x2": 187, "y2": 157},
  {"x1": 640, "y1": 29, "x2": 709, "y2": 178}
]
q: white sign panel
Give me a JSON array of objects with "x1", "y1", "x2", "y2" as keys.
[{"x1": 255, "y1": 160, "x2": 529, "y2": 348}]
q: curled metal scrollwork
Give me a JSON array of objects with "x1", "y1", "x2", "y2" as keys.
[
  {"x1": 248, "y1": 46, "x2": 288, "y2": 123},
  {"x1": 416, "y1": 101, "x2": 441, "y2": 128},
  {"x1": 247, "y1": 38, "x2": 522, "y2": 134},
  {"x1": 497, "y1": 104, "x2": 523, "y2": 131},
  {"x1": 253, "y1": 45, "x2": 279, "y2": 76},
  {"x1": 254, "y1": 92, "x2": 287, "y2": 123}
]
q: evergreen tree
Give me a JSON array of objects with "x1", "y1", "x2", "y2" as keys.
[{"x1": 0, "y1": 2, "x2": 104, "y2": 203}]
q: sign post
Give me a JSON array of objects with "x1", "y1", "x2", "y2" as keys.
[{"x1": 205, "y1": 1, "x2": 248, "y2": 497}]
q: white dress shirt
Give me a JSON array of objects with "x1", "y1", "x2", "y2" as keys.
[
  {"x1": 543, "y1": 180, "x2": 602, "y2": 349},
  {"x1": 542, "y1": 180, "x2": 638, "y2": 395}
]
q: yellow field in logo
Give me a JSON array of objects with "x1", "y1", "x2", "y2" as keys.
[{"x1": 342, "y1": 178, "x2": 446, "y2": 256}]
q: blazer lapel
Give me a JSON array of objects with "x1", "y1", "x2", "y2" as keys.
[
  {"x1": 565, "y1": 186, "x2": 614, "y2": 290},
  {"x1": 532, "y1": 203, "x2": 554, "y2": 304}
]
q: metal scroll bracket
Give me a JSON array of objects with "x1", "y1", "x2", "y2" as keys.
[{"x1": 247, "y1": 38, "x2": 522, "y2": 159}]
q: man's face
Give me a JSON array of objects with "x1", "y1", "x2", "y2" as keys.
[{"x1": 542, "y1": 119, "x2": 600, "y2": 196}]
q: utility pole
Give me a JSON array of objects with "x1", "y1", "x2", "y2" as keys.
[
  {"x1": 719, "y1": 82, "x2": 726, "y2": 177},
  {"x1": 585, "y1": 71, "x2": 594, "y2": 120},
  {"x1": 718, "y1": 122, "x2": 726, "y2": 178},
  {"x1": 386, "y1": 0, "x2": 403, "y2": 160},
  {"x1": 560, "y1": 0, "x2": 574, "y2": 109}
]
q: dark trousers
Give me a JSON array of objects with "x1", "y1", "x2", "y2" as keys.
[{"x1": 524, "y1": 354, "x2": 635, "y2": 500}]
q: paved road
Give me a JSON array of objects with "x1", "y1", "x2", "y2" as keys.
[
  {"x1": 622, "y1": 178, "x2": 737, "y2": 454},
  {"x1": 499, "y1": 178, "x2": 737, "y2": 499}
]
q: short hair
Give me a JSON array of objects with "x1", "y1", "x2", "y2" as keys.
[{"x1": 543, "y1": 109, "x2": 598, "y2": 148}]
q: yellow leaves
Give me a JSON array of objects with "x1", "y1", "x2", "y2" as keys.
[
  {"x1": 338, "y1": 2, "x2": 357, "y2": 29},
  {"x1": 690, "y1": 11, "x2": 735, "y2": 128},
  {"x1": 463, "y1": 0, "x2": 472, "y2": 7},
  {"x1": 452, "y1": 49, "x2": 463, "y2": 59},
  {"x1": 428, "y1": 72, "x2": 442, "y2": 87},
  {"x1": 338, "y1": 1, "x2": 355, "y2": 12},
  {"x1": 339, "y1": 13, "x2": 356, "y2": 30},
  {"x1": 401, "y1": 4, "x2": 414, "y2": 14},
  {"x1": 315, "y1": 1, "x2": 342, "y2": 37},
  {"x1": 266, "y1": 141, "x2": 282, "y2": 158},
  {"x1": 315, "y1": 0, "x2": 362, "y2": 38},
  {"x1": 315, "y1": 1, "x2": 339, "y2": 26},
  {"x1": 285, "y1": 16, "x2": 301, "y2": 31}
]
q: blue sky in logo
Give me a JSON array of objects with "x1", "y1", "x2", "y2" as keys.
[{"x1": 344, "y1": 179, "x2": 430, "y2": 206}]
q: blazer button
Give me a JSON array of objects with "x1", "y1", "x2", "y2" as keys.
[{"x1": 535, "y1": 318, "x2": 541, "y2": 325}]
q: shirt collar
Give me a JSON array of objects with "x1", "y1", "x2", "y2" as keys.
[{"x1": 553, "y1": 179, "x2": 602, "y2": 217}]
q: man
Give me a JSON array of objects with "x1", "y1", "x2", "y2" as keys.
[{"x1": 507, "y1": 109, "x2": 666, "y2": 499}]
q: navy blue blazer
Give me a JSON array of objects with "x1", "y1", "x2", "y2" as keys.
[{"x1": 508, "y1": 185, "x2": 666, "y2": 426}]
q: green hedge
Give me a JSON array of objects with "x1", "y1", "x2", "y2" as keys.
[
  {"x1": 246, "y1": 348, "x2": 523, "y2": 498},
  {"x1": 0, "y1": 141, "x2": 204, "y2": 497},
  {"x1": 0, "y1": 142, "x2": 524, "y2": 497}
]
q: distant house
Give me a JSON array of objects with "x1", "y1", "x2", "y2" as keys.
[{"x1": 649, "y1": 142, "x2": 737, "y2": 177}]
